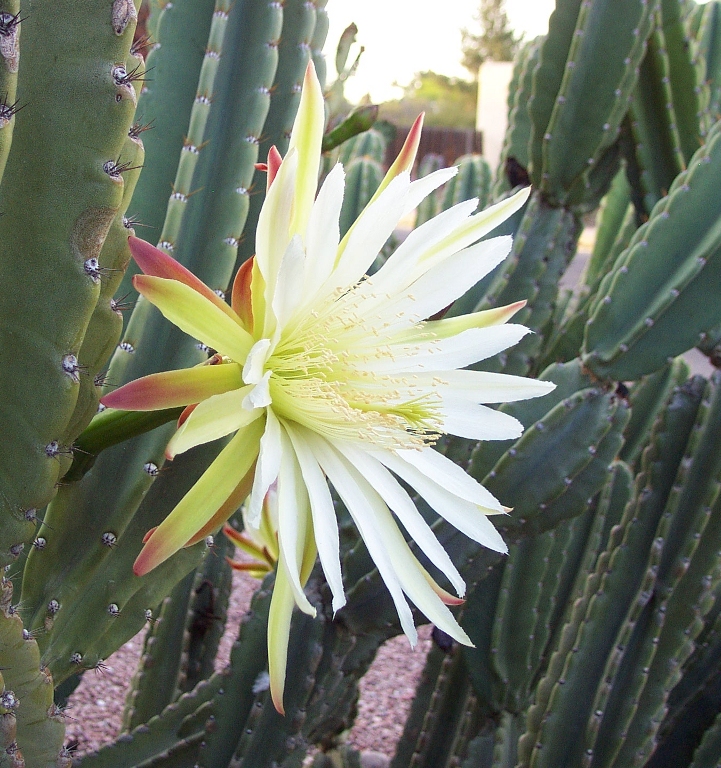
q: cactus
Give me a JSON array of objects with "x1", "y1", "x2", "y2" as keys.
[{"x1": 3, "y1": 0, "x2": 721, "y2": 766}]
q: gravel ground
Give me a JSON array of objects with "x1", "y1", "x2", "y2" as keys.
[{"x1": 66, "y1": 569, "x2": 430, "y2": 760}]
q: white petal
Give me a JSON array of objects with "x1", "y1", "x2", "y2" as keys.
[
  {"x1": 416, "y1": 369, "x2": 557, "y2": 403},
  {"x1": 243, "y1": 339, "x2": 272, "y2": 385},
  {"x1": 361, "y1": 482, "x2": 473, "y2": 645},
  {"x1": 332, "y1": 440, "x2": 466, "y2": 598},
  {"x1": 361, "y1": 324, "x2": 531, "y2": 374},
  {"x1": 256, "y1": 150, "x2": 298, "y2": 302},
  {"x1": 372, "y1": 236, "x2": 513, "y2": 333},
  {"x1": 396, "y1": 447, "x2": 502, "y2": 509},
  {"x1": 276, "y1": 427, "x2": 316, "y2": 616},
  {"x1": 439, "y1": 400, "x2": 524, "y2": 441},
  {"x1": 304, "y1": 163, "x2": 345, "y2": 293},
  {"x1": 402, "y1": 167, "x2": 458, "y2": 216},
  {"x1": 286, "y1": 424, "x2": 346, "y2": 613},
  {"x1": 375, "y1": 449, "x2": 509, "y2": 553},
  {"x1": 306, "y1": 432, "x2": 418, "y2": 645},
  {"x1": 273, "y1": 234, "x2": 306, "y2": 328},
  {"x1": 242, "y1": 370, "x2": 272, "y2": 410},
  {"x1": 421, "y1": 185, "x2": 529, "y2": 256},
  {"x1": 322, "y1": 172, "x2": 410, "y2": 297},
  {"x1": 246, "y1": 409, "x2": 282, "y2": 527},
  {"x1": 364, "y1": 187, "x2": 528, "y2": 317},
  {"x1": 367, "y1": 199, "x2": 479, "y2": 297}
]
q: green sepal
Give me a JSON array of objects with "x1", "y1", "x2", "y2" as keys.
[{"x1": 65, "y1": 406, "x2": 183, "y2": 482}]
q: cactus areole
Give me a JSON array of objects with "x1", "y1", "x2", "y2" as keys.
[{"x1": 102, "y1": 62, "x2": 554, "y2": 712}]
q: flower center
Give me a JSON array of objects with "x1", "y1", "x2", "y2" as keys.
[{"x1": 263, "y1": 291, "x2": 442, "y2": 449}]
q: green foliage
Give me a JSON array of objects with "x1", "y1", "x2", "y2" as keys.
[
  {"x1": 379, "y1": 71, "x2": 477, "y2": 129},
  {"x1": 461, "y1": 0, "x2": 521, "y2": 75}
]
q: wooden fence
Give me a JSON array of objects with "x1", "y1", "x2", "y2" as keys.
[{"x1": 386, "y1": 126, "x2": 483, "y2": 171}]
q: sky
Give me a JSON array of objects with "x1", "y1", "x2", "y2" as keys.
[{"x1": 322, "y1": 0, "x2": 556, "y2": 103}]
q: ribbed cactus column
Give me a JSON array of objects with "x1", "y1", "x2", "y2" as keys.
[
  {"x1": 20, "y1": 0, "x2": 285, "y2": 686},
  {"x1": 0, "y1": 1, "x2": 141, "y2": 567},
  {"x1": 0, "y1": 1, "x2": 19, "y2": 185}
]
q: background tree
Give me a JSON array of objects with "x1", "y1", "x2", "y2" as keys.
[
  {"x1": 379, "y1": 71, "x2": 478, "y2": 129},
  {"x1": 461, "y1": 0, "x2": 520, "y2": 76}
]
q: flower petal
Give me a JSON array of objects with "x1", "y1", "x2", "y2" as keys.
[
  {"x1": 438, "y1": 400, "x2": 524, "y2": 441},
  {"x1": 243, "y1": 339, "x2": 272, "y2": 385},
  {"x1": 184, "y1": 463, "x2": 256, "y2": 546},
  {"x1": 276, "y1": 426, "x2": 316, "y2": 616},
  {"x1": 306, "y1": 432, "x2": 417, "y2": 645},
  {"x1": 287, "y1": 61, "x2": 325, "y2": 239},
  {"x1": 134, "y1": 275, "x2": 254, "y2": 363},
  {"x1": 272, "y1": 234, "x2": 306, "y2": 328},
  {"x1": 420, "y1": 302, "x2": 526, "y2": 338},
  {"x1": 358, "y1": 480, "x2": 473, "y2": 645},
  {"x1": 246, "y1": 408, "x2": 283, "y2": 527},
  {"x1": 375, "y1": 449, "x2": 509, "y2": 552},
  {"x1": 267, "y1": 145, "x2": 282, "y2": 190},
  {"x1": 165, "y1": 385, "x2": 262, "y2": 458},
  {"x1": 256, "y1": 149, "x2": 298, "y2": 311},
  {"x1": 402, "y1": 166, "x2": 458, "y2": 217},
  {"x1": 332, "y1": 440, "x2": 465, "y2": 598},
  {"x1": 100, "y1": 363, "x2": 243, "y2": 411},
  {"x1": 360, "y1": 324, "x2": 532, "y2": 374},
  {"x1": 133, "y1": 418, "x2": 264, "y2": 576},
  {"x1": 231, "y1": 257, "x2": 255, "y2": 332},
  {"x1": 129, "y1": 236, "x2": 241, "y2": 324},
  {"x1": 303, "y1": 163, "x2": 345, "y2": 294},
  {"x1": 268, "y1": 560, "x2": 295, "y2": 715},
  {"x1": 421, "y1": 185, "x2": 529, "y2": 260},
  {"x1": 242, "y1": 371, "x2": 272, "y2": 410},
  {"x1": 286, "y1": 424, "x2": 346, "y2": 613},
  {"x1": 367, "y1": 198, "x2": 479, "y2": 297},
  {"x1": 318, "y1": 437, "x2": 470, "y2": 645},
  {"x1": 371, "y1": 237, "x2": 514, "y2": 333},
  {"x1": 419, "y1": 369, "x2": 557, "y2": 404},
  {"x1": 336, "y1": 114, "x2": 424, "y2": 262},
  {"x1": 322, "y1": 172, "x2": 410, "y2": 298},
  {"x1": 396, "y1": 447, "x2": 503, "y2": 509}
]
